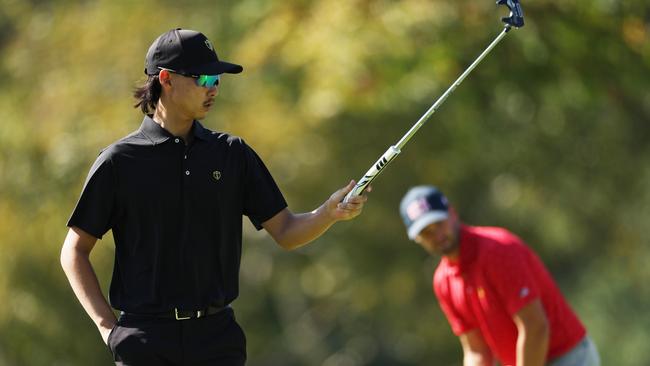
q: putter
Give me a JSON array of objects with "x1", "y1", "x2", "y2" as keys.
[{"x1": 344, "y1": 0, "x2": 524, "y2": 202}]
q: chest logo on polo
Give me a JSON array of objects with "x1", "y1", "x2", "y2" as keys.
[
  {"x1": 212, "y1": 170, "x2": 221, "y2": 181},
  {"x1": 477, "y1": 286, "x2": 486, "y2": 299},
  {"x1": 519, "y1": 286, "x2": 530, "y2": 298}
]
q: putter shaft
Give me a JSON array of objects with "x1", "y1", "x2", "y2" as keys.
[{"x1": 343, "y1": 26, "x2": 512, "y2": 202}]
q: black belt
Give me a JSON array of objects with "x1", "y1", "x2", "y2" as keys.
[{"x1": 122, "y1": 305, "x2": 229, "y2": 321}]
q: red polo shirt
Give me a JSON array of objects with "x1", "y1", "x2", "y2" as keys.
[{"x1": 433, "y1": 225, "x2": 585, "y2": 365}]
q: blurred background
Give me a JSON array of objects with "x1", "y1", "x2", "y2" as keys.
[{"x1": 1, "y1": 0, "x2": 649, "y2": 365}]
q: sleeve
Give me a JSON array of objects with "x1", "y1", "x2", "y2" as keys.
[
  {"x1": 67, "y1": 150, "x2": 116, "y2": 239},
  {"x1": 433, "y1": 272, "x2": 476, "y2": 336},
  {"x1": 485, "y1": 236, "x2": 540, "y2": 316},
  {"x1": 240, "y1": 141, "x2": 288, "y2": 229}
]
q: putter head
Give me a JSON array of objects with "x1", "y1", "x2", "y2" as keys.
[{"x1": 497, "y1": 0, "x2": 525, "y2": 28}]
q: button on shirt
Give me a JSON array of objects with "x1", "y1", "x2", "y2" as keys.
[
  {"x1": 68, "y1": 116, "x2": 287, "y2": 313},
  {"x1": 433, "y1": 225, "x2": 586, "y2": 365}
]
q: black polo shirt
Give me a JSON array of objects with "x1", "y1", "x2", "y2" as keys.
[{"x1": 68, "y1": 116, "x2": 287, "y2": 313}]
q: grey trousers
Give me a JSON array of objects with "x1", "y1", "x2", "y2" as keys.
[{"x1": 547, "y1": 336, "x2": 600, "y2": 366}]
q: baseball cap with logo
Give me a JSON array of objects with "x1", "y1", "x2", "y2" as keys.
[
  {"x1": 399, "y1": 185, "x2": 450, "y2": 240},
  {"x1": 144, "y1": 28, "x2": 243, "y2": 76}
]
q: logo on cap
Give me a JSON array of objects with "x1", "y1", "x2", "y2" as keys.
[
  {"x1": 406, "y1": 197, "x2": 431, "y2": 221},
  {"x1": 205, "y1": 39, "x2": 214, "y2": 51},
  {"x1": 212, "y1": 170, "x2": 221, "y2": 181}
]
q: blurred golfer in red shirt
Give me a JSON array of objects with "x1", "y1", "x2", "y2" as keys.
[{"x1": 400, "y1": 186, "x2": 600, "y2": 366}]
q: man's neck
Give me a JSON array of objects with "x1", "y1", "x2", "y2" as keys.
[
  {"x1": 442, "y1": 223, "x2": 462, "y2": 261},
  {"x1": 152, "y1": 104, "x2": 193, "y2": 143}
]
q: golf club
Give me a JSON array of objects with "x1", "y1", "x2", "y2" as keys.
[{"x1": 343, "y1": 0, "x2": 524, "y2": 202}]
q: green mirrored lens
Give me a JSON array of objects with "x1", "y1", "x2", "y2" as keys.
[{"x1": 196, "y1": 74, "x2": 220, "y2": 88}]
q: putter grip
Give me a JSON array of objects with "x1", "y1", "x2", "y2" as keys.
[{"x1": 343, "y1": 145, "x2": 401, "y2": 202}]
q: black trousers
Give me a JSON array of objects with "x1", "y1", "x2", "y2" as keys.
[{"x1": 106, "y1": 307, "x2": 246, "y2": 366}]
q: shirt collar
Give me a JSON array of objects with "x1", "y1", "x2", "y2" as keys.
[
  {"x1": 458, "y1": 225, "x2": 478, "y2": 273},
  {"x1": 192, "y1": 120, "x2": 213, "y2": 141},
  {"x1": 140, "y1": 115, "x2": 213, "y2": 144}
]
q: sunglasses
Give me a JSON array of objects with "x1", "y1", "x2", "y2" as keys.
[{"x1": 158, "y1": 68, "x2": 221, "y2": 88}]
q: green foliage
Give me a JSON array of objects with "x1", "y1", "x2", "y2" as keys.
[{"x1": 1, "y1": 0, "x2": 649, "y2": 365}]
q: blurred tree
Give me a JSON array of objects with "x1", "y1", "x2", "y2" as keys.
[{"x1": 0, "y1": 0, "x2": 648, "y2": 365}]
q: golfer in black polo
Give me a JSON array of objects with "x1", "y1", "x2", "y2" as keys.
[{"x1": 60, "y1": 28, "x2": 369, "y2": 366}]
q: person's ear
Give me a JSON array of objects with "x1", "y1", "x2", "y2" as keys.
[{"x1": 158, "y1": 69, "x2": 172, "y2": 87}]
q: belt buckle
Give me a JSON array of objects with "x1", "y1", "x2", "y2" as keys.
[{"x1": 174, "y1": 308, "x2": 191, "y2": 321}]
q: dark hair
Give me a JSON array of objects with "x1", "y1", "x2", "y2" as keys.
[{"x1": 133, "y1": 75, "x2": 161, "y2": 114}]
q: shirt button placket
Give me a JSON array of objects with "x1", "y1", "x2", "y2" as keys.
[
  {"x1": 175, "y1": 137, "x2": 191, "y2": 179},
  {"x1": 175, "y1": 137, "x2": 191, "y2": 276},
  {"x1": 182, "y1": 146, "x2": 190, "y2": 177}
]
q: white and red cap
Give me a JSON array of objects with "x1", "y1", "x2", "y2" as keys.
[{"x1": 399, "y1": 185, "x2": 449, "y2": 239}]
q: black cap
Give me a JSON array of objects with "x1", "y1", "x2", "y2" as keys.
[
  {"x1": 144, "y1": 28, "x2": 243, "y2": 76},
  {"x1": 399, "y1": 186, "x2": 450, "y2": 239}
]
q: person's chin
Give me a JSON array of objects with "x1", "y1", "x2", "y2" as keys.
[
  {"x1": 428, "y1": 244, "x2": 445, "y2": 256},
  {"x1": 441, "y1": 242, "x2": 460, "y2": 256},
  {"x1": 439, "y1": 242, "x2": 454, "y2": 255}
]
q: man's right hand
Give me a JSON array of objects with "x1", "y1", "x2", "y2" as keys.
[{"x1": 326, "y1": 180, "x2": 371, "y2": 221}]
